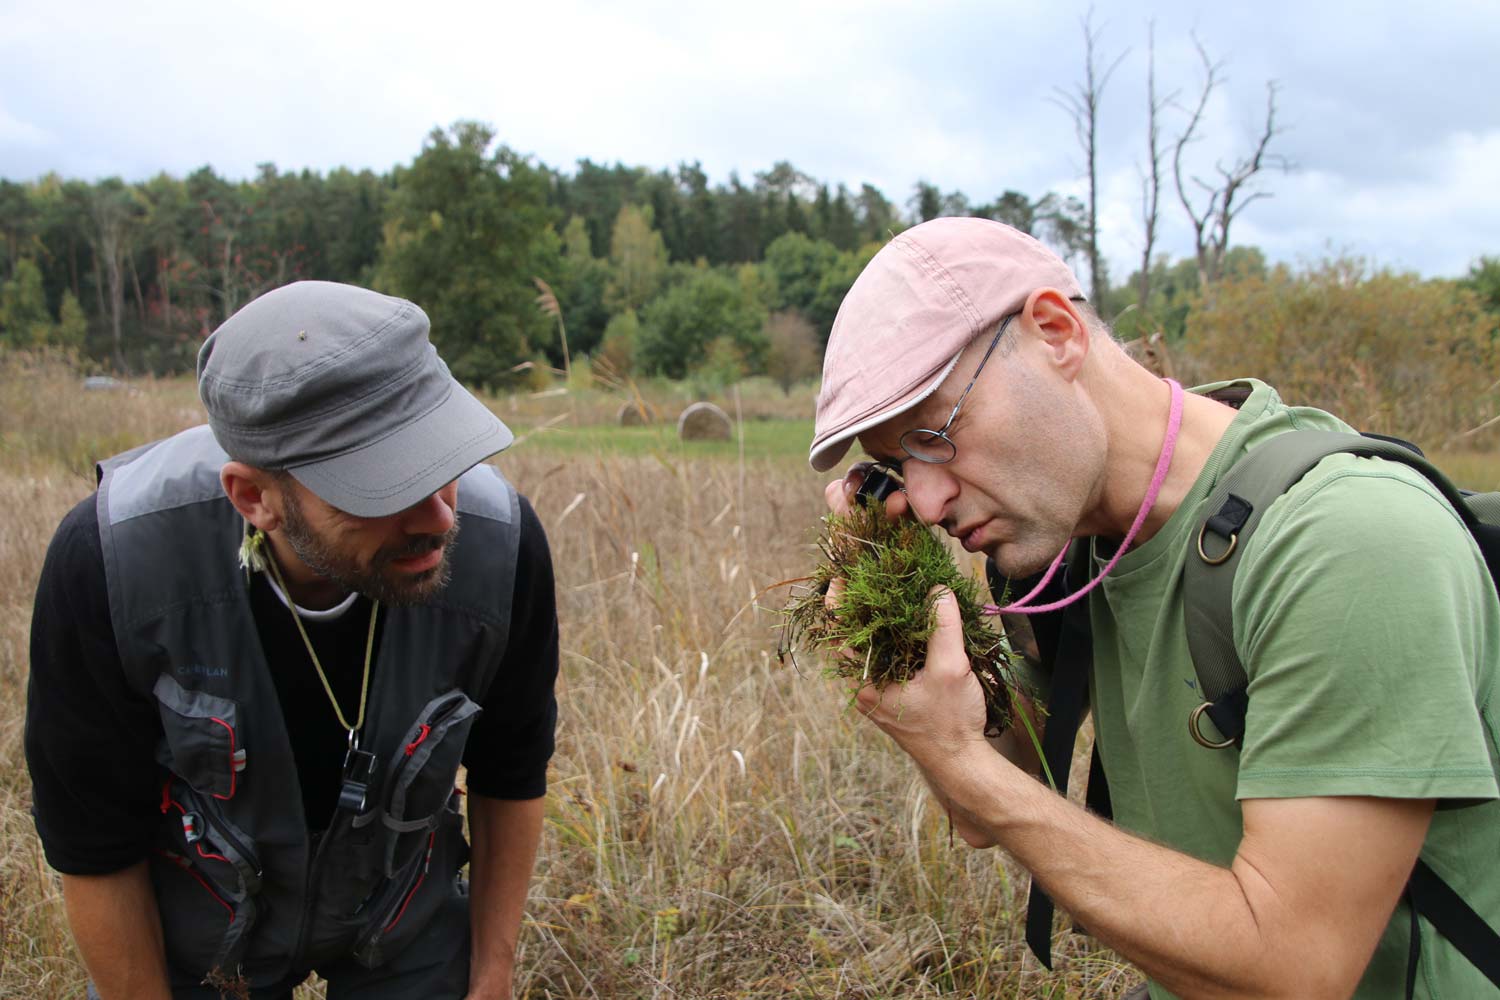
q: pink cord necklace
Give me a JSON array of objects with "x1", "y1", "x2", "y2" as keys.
[{"x1": 984, "y1": 378, "x2": 1184, "y2": 617}]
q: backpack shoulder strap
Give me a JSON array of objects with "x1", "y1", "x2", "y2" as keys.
[
  {"x1": 1186, "y1": 433, "x2": 1500, "y2": 993},
  {"x1": 1182, "y1": 430, "x2": 1473, "y2": 747},
  {"x1": 990, "y1": 539, "x2": 1102, "y2": 971},
  {"x1": 1409, "y1": 859, "x2": 1500, "y2": 987}
]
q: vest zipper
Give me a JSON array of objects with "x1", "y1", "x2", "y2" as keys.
[
  {"x1": 387, "y1": 696, "x2": 465, "y2": 791},
  {"x1": 381, "y1": 832, "x2": 436, "y2": 934},
  {"x1": 350, "y1": 830, "x2": 438, "y2": 966},
  {"x1": 200, "y1": 807, "x2": 262, "y2": 884},
  {"x1": 163, "y1": 780, "x2": 263, "y2": 884},
  {"x1": 155, "y1": 848, "x2": 236, "y2": 920},
  {"x1": 290, "y1": 815, "x2": 339, "y2": 967}
]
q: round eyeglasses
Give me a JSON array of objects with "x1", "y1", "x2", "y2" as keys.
[{"x1": 890, "y1": 313, "x2": 1015, "y2": 467}]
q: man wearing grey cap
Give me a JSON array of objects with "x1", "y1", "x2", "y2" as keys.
[
  {"x1": 812, "y1": 218, "x2": 1498, "y2": 998},
  {"x1": 26, "y1": 281, "x2": 558, "y2": 999}
]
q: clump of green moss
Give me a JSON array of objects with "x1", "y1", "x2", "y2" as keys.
[{"x1": 779, "y1": 501, "x2": 1031, "y2": 737}]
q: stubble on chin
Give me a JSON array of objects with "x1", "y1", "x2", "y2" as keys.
[
  {"x1": 357, "y1": 528, "x2": 460, "y2": 606},
  {"x1": 987, "y1": 537, "x2": 1066, "y2": 582},
  {"x1": 279, "y1": 491, "x2": 460, "y2": 607},
  {"x1": 373, "y1": 547, "x2": 455, "y2": 606}
]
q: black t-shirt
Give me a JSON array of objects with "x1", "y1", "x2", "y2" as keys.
[{"x1": 25, "y1": 491, "x2": 559, "y2": 875}]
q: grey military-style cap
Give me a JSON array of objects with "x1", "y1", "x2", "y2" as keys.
[{"x1": 197, "y1": 281, "x2": 513, "y2": 518}]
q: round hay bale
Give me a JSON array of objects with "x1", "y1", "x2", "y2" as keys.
[
  {"x1": 617, "y1": 400, "x2": 654, "y2": 426},
  {"x1": 677, "y1": 401, "x2": 733, "y2": 442}
]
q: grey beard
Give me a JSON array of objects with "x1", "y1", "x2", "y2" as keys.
[{"x1": 279, "y1": 492, "x2": 460, "y2": 607}]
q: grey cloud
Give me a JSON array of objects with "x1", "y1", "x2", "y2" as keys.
[{"x1": 2, "y1": 0, "x2": 1496, "y2": 277}]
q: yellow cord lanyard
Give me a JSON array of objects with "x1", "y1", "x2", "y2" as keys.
[{"x1": 251, "y1": 527, "x2": 382, "y2": 811}]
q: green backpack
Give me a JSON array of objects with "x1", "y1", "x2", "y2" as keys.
[{"x1": 993, "y1": 430, "x2": 1500, "y2": 994}]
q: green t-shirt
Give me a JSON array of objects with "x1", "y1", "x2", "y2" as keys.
[{"x1": 1087, "y1": 380, "x2": 1500, "y2": 999}]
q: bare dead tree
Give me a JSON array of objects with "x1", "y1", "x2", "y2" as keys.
[
  {"x1": 1051, "y1": 7, "x2": 1127, "y2": 306},
  {"x1": 89, "y1": 182, "x2": 139, "y2": 370},
  {"x1": 127, "y1": 251, "x2": 147, "y2": 325},
  {"x1": 190, "y1": 197, "x2": 244, "y2": 324},
  {"x1": 1172, "y1": 35, "x2": 1290, "y2": 288},
  {"x1": 1136, "y1": 21, "x2": 1173, "y2": 322}
]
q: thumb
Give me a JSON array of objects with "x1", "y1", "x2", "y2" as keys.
[{"x1": 924, "y1": 587, "x2": 969, "y2": 676}]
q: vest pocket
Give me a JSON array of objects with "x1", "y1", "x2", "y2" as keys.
[
  {"x1": 301, "y1": 692, "x2": 479, "y2": 965},
  {"x1": 152, "y1": 675, "x2": 245, "y2": 801},
  {"x1": 152, "y1": 778, "x2": 263, "y2": 977},
  {"x1": 377, "y1": 690, "x2": 481, "y2": 877},
  {"x1": 350, "y1": 793, "x2": 468, "y2": 969}
]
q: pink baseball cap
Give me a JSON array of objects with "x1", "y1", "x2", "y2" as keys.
[{"x1": 809, "y1": 217, "x2": 1084, "y2": 472}]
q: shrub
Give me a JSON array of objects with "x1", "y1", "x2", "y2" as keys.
[
  {"x1": 637, "y1": 268, "x2": 767, "y2": 379},
  {"x1": 596, "y1": 309, "x2": 640, "y2": 378},
  {"x1": 1183, "y1": 258, "x2": 1500, "y2": 441},
  {"x1": 763, "y1": 310, "x2": 822, "y2": 395}
]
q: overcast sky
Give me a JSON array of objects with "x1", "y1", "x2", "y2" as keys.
[{"x1": 3, "y1": 0, "x2": 1498, "y2": 281}]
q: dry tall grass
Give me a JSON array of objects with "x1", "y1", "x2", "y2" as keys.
[{"x1": 0, "y1": 358, "x2": 1142, "y2": 998}]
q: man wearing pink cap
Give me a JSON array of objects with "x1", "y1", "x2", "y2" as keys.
[{"x1": 812, "y1": 218, "x2": 1499, "y2": 998}]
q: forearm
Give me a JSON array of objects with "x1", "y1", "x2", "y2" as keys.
[
  {"x1": 466, "y1": 795, "x2": 545, "y2": 1000},
  {"x1": 987, "y1": 692, "x2": 1045, "y2": 776},
  {"x1": 973, "y1": 770, "x2": 1267, "y2": 997},
  {"x1": 853, "y1": 584, "x2": 1423, "y2": 998},
  {"x1": 936, "y1": 751, "x2": 1363, "y2": 1000},
  {"x1": 60, "y1": 862, "x2": 172, "y2": 1000}
]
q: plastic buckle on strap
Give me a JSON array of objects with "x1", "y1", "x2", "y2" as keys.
[{"x1": 339, "y1": 748, "x2": 379, "y2": 813}]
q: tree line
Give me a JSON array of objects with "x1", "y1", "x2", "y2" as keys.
[
  {"x1": 2, "y1": 120, "x2": 1497, "y2": 398},
  {"x1": 0, "y1": 120, "x2": 1098, "y2": 386}
]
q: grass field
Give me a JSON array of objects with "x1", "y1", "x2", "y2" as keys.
[
  {"x1": 3, "y1": 357, "x2": 1495, "y2": 999},
  {"x1": 509, "y1": 418, "x2": 815, "y2": 461}
]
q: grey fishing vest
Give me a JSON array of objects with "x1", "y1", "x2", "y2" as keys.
[{"x1": 95, "y1": 425, "x2": 520, "y2": 985}]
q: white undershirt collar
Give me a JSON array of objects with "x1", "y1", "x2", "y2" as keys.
[{"x1": 260, "y1": 570, "x2": 359, "y2": 621}]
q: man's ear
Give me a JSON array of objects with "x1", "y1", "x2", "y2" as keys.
[
  {"x1": 221, "y1": 462, "x2": 285, "y2": 533},
  {"x1": 1021, "y1": 288, "x2": 1091, "y2": 382}
]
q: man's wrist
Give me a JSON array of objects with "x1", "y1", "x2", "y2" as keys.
[
  {"x1": 466, "y1": 963, "x2": 515, "y2": 1000},
  {"x1": 924, "y1": 736, "x2": 1028, "y2": 825}
]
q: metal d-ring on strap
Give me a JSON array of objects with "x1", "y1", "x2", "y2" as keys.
[
  {"x1": 1196, "y1": 521, "x2": 1237, "y2": 565},
  {"x1": 1188, "y1": 702, "x2": 1236, "y2": 749}
]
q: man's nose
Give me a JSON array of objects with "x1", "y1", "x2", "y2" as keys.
[
  {"x1": 900, "y1": 461, "x2": 954, "y2": 528},
  {"x1": 402, "y1": 483, "x2": 458, "y2": 536}
]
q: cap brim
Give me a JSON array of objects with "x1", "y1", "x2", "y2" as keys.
[
  {"x1": 289, "y1": 382, "x2": 513, "y2": 517},
  {"x1": 808, "y1": 357, "x2": 958, "y2": 473}
]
